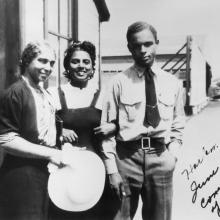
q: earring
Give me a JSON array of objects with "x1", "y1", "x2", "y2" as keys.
[{"x1": 88, "y1": 70, "x2": 94, "y2": 80}]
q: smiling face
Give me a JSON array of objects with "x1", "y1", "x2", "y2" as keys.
[
  {"x1": 128, "y1": 28, "x2": 158, "y2": 68},
  {"x1": 68, "y1": 49, "x2": 93, "y2": 86},
  {"x1": 25, "y1": 46, "x2": 56, "y2": 86}
]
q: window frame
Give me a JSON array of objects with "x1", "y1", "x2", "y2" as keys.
[{"x1": 43, "y1": 0, "x2": 78, "y2": 88}]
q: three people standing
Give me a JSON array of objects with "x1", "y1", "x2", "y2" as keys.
[{"x1": 0, "y1": 21, "x2": 185, "y2": 220}]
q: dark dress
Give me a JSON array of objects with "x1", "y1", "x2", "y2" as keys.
[
  {"x1": 49, "y1": 88, "x2": 105, "y2": 220},
  {"x1": 49, "y1": 87, "x2": 119, "y2": 220},
  {"x1": 57, "y1": 107, "x2": 102, "y2": 153},
  {"x1": 0, "y1": 79, "x2": 56, "y2": 220}
]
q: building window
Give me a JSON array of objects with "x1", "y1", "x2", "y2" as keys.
[{"x1": 43, "y1": 0, "x2": 76, "y2": 87}]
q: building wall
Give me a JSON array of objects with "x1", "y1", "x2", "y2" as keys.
[
  {"x1": 0, "y1": 0, "x2": 44, "y2": 92},
  {"x1": 0, "y1": 0, "x2": 22, "y2": 165},
  {"x1": 0, "y1": 0, "x2": 107, "y2": 92},
  {"x1": 0, "y1": 0, "x2": 21, "y2": 91},
  {"x1": 78, "y1": 1, "x2": 99, "y2": 45},
  {"x1": 78, "y1": 0, "x2": 100, "y2": 89},
  {"x1": 20, "y1": 0, "x2": 44, "y2": 47},
  {"x1": 20, "y1": 0, "x2": 102, "y2": 89},
  {"x1": 0, "y1": 0, "x2": 7, "y2": 93}
]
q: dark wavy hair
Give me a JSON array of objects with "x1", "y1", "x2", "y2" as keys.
[
  {"x1": 63, "y1": 40, "x2": 96, "y2": 80},
  {"x1": 19, "y1": 40, "x2": 56, "y2": 75}
]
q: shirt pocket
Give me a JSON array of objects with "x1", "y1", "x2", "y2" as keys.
[
  {"x1": 120, "y1": 96, "x2": 142, "y2": 122},
  {"x1": 158, "y1": 95, "x2": 175, "y2": 121}
]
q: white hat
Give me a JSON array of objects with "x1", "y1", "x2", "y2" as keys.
[{"x1": 48, "y1": 145, "x2": 106, "y2": 212}]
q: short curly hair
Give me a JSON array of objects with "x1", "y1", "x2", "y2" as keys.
[
  {"x1": 63, "y1": 40, "x2": 96, "y2": 80},
  {"x1": 19, "y1": 40, "x2": 56, "y2": 75}
]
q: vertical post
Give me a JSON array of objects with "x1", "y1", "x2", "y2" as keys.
[
  {"x1": 98, "y1": 20, "x2": 101, "y2": 89},
  {"x1": 71, "y1": 0, "x2": 78, "y2": 41},
  {"x1": 0, "y1": 0, "x2": 7, "y2": 92},
  {"x1": 57, "y1": 0, "x2": 61, "y2": 88},
  {"x1": 68, "y1": 0, "x2": 72, "y2": 38},
  {"x1": 43, "y1": 0, "x2": 49, "y2": 89},
  {"x1": 5, "y1": 0, "x2": 21, "y2": 87},
  {"x1": 185, "y1": 35, "x2": 192, "y2": 115},
  {"x1": 43, "y1": 0, "x2": 48, "y2": 40}
]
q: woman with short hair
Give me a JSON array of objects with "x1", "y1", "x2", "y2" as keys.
[{"x1": 0, "y1": 40, "x2": 63, "y2": 219}]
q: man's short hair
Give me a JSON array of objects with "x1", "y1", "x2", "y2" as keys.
[{"x1": 126, "y1": 21, "x2": 158, "y2": 43}]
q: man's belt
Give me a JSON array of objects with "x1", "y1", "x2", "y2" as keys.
[{"x1": 116, "y1": 137, "x2": 166, "y2": 151}]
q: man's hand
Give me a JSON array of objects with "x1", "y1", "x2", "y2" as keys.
[
  {"x1": 62, "y1": 128, "x2": 78, "y2": 143},
  {"x1": 94, "y1": 123, "x2": 117, "y2": 138},
  {"x1": 109, "y1": 173, "x2": 126, "y2": 200},
  {"x1": 167, "y1": 141, "x2": 181, "y2": 162}
]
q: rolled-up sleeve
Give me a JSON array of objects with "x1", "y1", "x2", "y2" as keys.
[{"x1": 101, "y1": 79, "x2": 119, "y2": 174}]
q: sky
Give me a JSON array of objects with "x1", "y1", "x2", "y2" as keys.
[{"x1": 101, "y1": 0, "x2": 220, "y2": 78}]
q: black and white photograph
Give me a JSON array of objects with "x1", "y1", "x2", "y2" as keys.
[{"x1": 0, "y1": 0, "x2": 220, "y2": 219}]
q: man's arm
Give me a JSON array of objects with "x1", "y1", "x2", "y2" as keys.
[
  {"x1": 93, "y1": 88, "x2": 118, "y2": 138},
  {"x1": 168, "y1": 81, "x2": 186, "y2": 161},
  {"x1": 100, "y1": 78, "x2": 119, "y2": 174}
]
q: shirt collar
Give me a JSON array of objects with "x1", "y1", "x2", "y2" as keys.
[
  {"x1": 133, "y1": 62, "x2": 158, "y2": 78},
  {"x1": 22, "y1": 75, "x2": 43, "y2": 92}
]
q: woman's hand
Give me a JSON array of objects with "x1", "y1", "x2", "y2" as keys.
[
  {"x1": 62, "y1": 128, "x2": 78, "y2": 143},
  {"x1": 49, "y1": 149, "x2": 63, "y2": 167},
  {"x1": 94, "y1": 123, "x2": 117, "y2": 138}
]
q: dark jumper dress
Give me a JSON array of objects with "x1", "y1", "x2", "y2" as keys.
[
  {"x1": 56, "y1": 87, "x2": 101, "y2": 152},
  {"x1": 49, "y1": 88, "x2": 105, "y2": 220}
]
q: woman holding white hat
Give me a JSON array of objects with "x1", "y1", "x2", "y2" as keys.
[
  {"x1": 48, "y1": 40, "x2": 116, "y2": 220},
  {"x1": 0, "y1": 41, "x2": 64, "y2": 219}
]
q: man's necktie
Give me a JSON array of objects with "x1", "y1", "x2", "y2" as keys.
[{"x1": 144, "y1": 68, "x2": 161, "y2": 128}]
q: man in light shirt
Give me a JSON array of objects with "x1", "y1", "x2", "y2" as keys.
[{"x1": 101, "y1": 21, "x2": 185, "y2": 220}]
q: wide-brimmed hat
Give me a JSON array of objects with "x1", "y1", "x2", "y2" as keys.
[{"x1": 48, "y1": 145, "x2": 106, "y2": 212}]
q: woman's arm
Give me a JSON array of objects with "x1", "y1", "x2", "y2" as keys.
[{"x1": 0, "y1": 134, "x2": 62, "y2": 166}]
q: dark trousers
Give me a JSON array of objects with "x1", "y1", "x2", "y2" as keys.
[
  {"x1": 0, "y1": 159, "x2": 49, "y2": 220},
  {"x1": 114, "y1": 142, "x2": 176, "y2": 220}
]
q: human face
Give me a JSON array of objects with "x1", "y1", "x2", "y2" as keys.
[
  {"x1": 68, "y1": 50, "x2": 93, "y2": 84},
  {"x1": 25, "y1": 46, "x2": 55, "y2": 86},
  {"x1": 128, "y1": 28, "x2": 158, "y2": 68}
]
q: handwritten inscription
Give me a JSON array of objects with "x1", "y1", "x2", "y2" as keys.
[
  {"x1": 191, "y1": 167, "x2": 219, "y2": 203},
  {"x1": 180, "y1": 144, "x2": 220, "y2": 218},
  {"x1": 181, "y1": 158, "x2": 203, "y2": 180},
  {"x1": 203, "y1": 144, "x2": 219, "y2": 156},
  {"x1": 211, "y1": 201, "x2": 220, "y2": 217},
  {"x1": 181, "y1": 144, "x2": 219, "y2": 181}
]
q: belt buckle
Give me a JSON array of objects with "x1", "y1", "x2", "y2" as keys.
[{"x1": 141, "y1": 137, "x2": 151, "y2": 150}]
